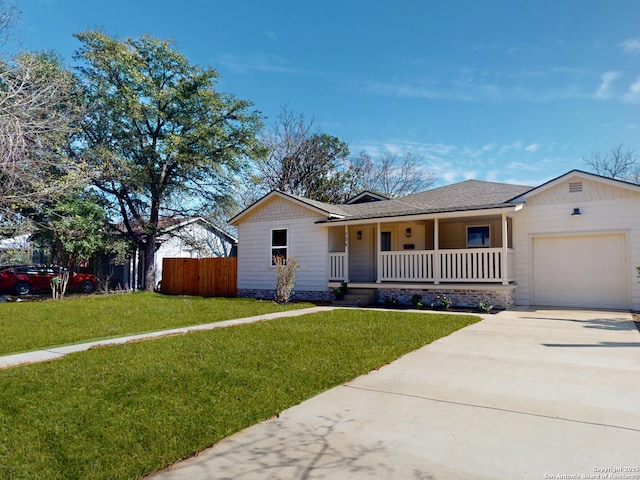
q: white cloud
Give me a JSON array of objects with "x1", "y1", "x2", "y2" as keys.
[
  {"x1": 497, "y1": 141, "x2": 523, "y2": 156},
  {"x1": 621, "y1": 38, "x2": 640, "y2": 53},
  {"x1": 525, "y1": 143, "x2": 542, "y2": 152},
  {"x1": 507, "y1": 161, "x2": 541, "y2": 172},
  {"x1": 217, "y1": 53, "x2": 295, "y2": 74},
  {"x1": 624, "y1": 77, "x2": 640, "y2": 103},
  {"x1": 595, "y1": 71, "x2": 620, "y2": 98},
  {"x1": 350, "y1": 139, "x2": 574, "y2": 187},
  {"x1": 439, "y1": 170, "x2": 462, "y2": 184}
]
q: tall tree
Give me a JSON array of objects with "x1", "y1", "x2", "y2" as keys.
[
  {"x1": 0, "y1": 1, "x2": 84, "y2": 221},
  {"x1": 250, "y1": 107, "x2": 352, "y2": 203},
  {"x1": 247, "y1": 107, "x2": 437, "y2": 206},
  {"x1": 73, "y1": 30, "x2": 263, "y2": 290},
  {"x1": 583, "y1": 144, "x2": 640, "y2": 184},
  {"x1": 349, "y1": 150, "x2": 436, "y2": 198}
]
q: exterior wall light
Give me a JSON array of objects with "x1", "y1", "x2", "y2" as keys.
[
  {"x1": 357, "y1": 230, "x2": 362, "y2": 240},
  {"x1": 571, "y1": 208, "x2": 581, "y2": 216},
  {"x1": 406, "y1": 228, "x2": 412, "y2": 237}
]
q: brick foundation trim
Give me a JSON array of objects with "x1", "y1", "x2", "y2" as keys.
[
  {"x1": 377, "y1": 286, "x2": 517, "y2": 310},
  {"x1": 238, "y1": 288, "x2": 332, "y2": 302}
]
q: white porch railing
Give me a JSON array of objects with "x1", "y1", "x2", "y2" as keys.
[
  {"x1": 330, "y1": 248, "x2": 515, "y2": 283},
  {"x1": 380, "y1": 250, "x2": 435, "y2": 281},
  {"x1": 329, "y1": 252, "x2": 346, "y2": 281},
  {"x1": 439, "y1": 248, "x2": 511, "y2": 282}
]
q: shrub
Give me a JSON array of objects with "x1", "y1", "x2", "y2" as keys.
[
  {"x1": 411, "y1": 294, "x2": 424, "y2": 309},
  {"x1": 431, "y1": 294, "x2": 451, "y2": 310},
  {"x1": 478, "y1": 297, "x2": 493, "y2": 313},
  {"x1": 274, "y1": 256, "x2": 300, "y2": 303}
]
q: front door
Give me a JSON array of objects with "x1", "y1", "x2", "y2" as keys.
[{"x1": 349, "y1": 226, "x2": 376, "y2": 282}]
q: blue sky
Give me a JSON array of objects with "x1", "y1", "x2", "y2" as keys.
[{"x1": 14, "y1": 0, "x2": 640, "y2": 186}]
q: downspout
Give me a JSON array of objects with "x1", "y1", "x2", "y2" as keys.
[
  {"x1": 376, "y1": 222, "x2": 382, "y2": 283},
  {"x1": 501, "y1": 212, "x2": 509, "y2": 285},
  {"x1": 434, "y1": 218, "x2": 440, "y2": 284},
  {"x1": 344, "y1": 225, "x2": 350, "y2": 283}
]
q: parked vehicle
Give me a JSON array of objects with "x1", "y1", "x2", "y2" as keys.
[{"x1": 0, "y1": 265, "x2": 97, "y2": 295}]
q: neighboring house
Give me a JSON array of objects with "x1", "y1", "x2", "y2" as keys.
[
  {"x1": 115, "y1": 217, "x2": 237, "y2": 290},
  {"x1": 229, "y1": 170, "x2": 640, "y2": 311},
  {"x1": 0, "y1": 234, "x2": 33, "y2": 264},
  {"x1": 0, "y1": 234, "x2": 47, "y2": 265}
]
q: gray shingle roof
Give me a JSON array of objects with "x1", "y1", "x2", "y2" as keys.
[
  {"x1": 232, "y1": 180, "x2": 532, "y2": 225},
  {"x1": 318, "y1": 179, "x2": 531, "y2": 222}
]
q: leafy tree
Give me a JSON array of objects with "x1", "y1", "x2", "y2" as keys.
[
  {"x1": 73, "y1": 30, "x2": 264, "y2": 290},
  {"x1": 30, "y1": 193, "x2": 117, "y2": 267},
  {"x1": 249, "y1": 107, "x2": 352, "y2": 204},
  {"x1": 583, "y1": 144, "x2": 640, "y2": 184}
]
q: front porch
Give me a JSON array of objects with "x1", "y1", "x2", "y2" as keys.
[
  {"x1": 326, "y1": 211, "x2": 518, "y2": 309},
  {"x1": 328, "y1": 211, "x2": 516, "y2": 284}
]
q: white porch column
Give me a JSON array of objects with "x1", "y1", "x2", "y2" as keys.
[
  {"x1": 376, "y1": 222, "x2": 382, "y2": 283},
  {"x1": 344, "y1": 225, "x2": 350, "y2": 283},
  {"x1": 434, "y1": 218, "x2": 440, "y2": 284},
  {"x1": 501, "y1": 212, "x2": 509, "y2": 285}
]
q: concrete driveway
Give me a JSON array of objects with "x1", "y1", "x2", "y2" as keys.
[{"x1": 147, "y1": 308, "x2": 640, "y2": 480}]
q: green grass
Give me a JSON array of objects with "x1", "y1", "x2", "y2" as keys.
[
  {"x1": 0, "y1": 309, "x2": 480, "y2": 479},
  {"x1": 0, "y1": 292, "x2": 314, "y2": 355}
]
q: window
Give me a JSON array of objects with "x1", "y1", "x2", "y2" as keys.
[
  {"x1": 271, "y1": 228, "x2": 288, "y2": 264},
  {"x1": 381, "y1": 231, "x2": 392, "y2": 251},
  {"x1": 467, "y1": 226, "x2": 490, "y2": 247}
]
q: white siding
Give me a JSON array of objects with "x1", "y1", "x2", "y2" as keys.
[
  {"x1": 514, "y1": 176, "x2": 640, "y2": 310},
  {"x1": 237, "y1": 197, "x2": 329, "y2": 292}
]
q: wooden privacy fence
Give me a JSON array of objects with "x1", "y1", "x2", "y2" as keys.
[{"x1": 161, "y1": 257, "x2": 237, "y2": 297}]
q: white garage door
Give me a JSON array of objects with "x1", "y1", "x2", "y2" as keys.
[{"x1": 532, "y1": 234, "x2": 628, "y2": 309}]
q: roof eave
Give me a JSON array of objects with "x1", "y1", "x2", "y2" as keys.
[
  {"x1": 315, "y1": 204, "x2": 520, "y2": 225},
  {"x1": 508, "y1": 169, "x2": 640, "y2": 202},
  {"x1": 229, "y1": 190, "x2": 343, "y2": 225}
]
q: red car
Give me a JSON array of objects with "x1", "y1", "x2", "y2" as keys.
[{"x1": 0, "y1": 265, "x2": 97, "y2": 295}]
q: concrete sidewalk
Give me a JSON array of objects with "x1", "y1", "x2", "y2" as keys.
[
  {"x1": 0, "y1": 306, "x2": 331, "y2": 369},
  {"x1": 147, "y1": 308, "x2": 640, "y2": 480}
]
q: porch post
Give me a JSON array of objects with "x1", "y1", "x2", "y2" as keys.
[
  {"x1": 501, "y1": 212, "x2": 508, "y2": 285},
  {"x1": 376, "y1": 222, "x2": 382, "y2": 283},
  {"x1": 344, "y1": 225, "x2": 350, "y2": 283},
  {"x1": 434, "y1": 218, "x2": 440, "y2": 284}
]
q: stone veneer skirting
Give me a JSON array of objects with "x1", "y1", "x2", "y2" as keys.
[
  {"x1": 239, "y1": 285, "x2": 516, "y2": 309},
  {"x1": 376, "y1": 285, "x2": 517, "y2": 310},
  {"x1": 238, "y1": 289, "x2": 332, "y2": 302}
]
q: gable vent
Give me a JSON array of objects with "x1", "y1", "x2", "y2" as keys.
[{"x1": 569, "y1": 181, "x2": 583, "y2": 193}]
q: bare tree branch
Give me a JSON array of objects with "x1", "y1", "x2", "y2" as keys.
[
  {"x1": 0, "y1": 14, "x2": 85, "y2": 219},
  {"x1": 351, "y1": 150, "x2": 436, "y2": 197},
  {"x1": 583, "y1": 144, "x2": 640, "y2": 184}
]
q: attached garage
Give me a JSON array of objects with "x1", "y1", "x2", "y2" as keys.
[{"x1": 532, "y1": 233, "x2": 628, "y2": 309}]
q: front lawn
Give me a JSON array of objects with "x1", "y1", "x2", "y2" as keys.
[
  {"x1": 0, "y1": 309, "x2": 480, "y2": 479},
  {"x1": 0, "y1": 292, "x2": 314, "y2": 355}
]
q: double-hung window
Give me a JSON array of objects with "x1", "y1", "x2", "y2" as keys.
[{"x1": 271, "y1": 228, "x2": 288, "y2": 264}]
